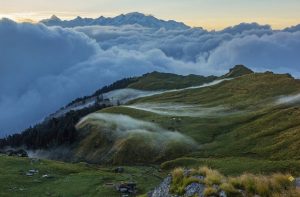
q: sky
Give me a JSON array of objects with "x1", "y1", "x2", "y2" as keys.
[{"x1": 0, "y1": 0, "x2": 300, "y2": 30}]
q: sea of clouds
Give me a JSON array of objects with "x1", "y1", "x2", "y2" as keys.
[{"x1": 0, "y1": 18, "x2": 300, "y2": 135}]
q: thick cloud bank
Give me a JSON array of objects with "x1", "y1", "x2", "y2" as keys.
[{"x1": 0, "y1": 18, "x2": 300, "y2": 135}]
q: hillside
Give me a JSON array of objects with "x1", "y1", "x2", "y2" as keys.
[
  {"x1": 1, "y1": 65, "x2": 300, "y2": 196},
  {"x1": 72, "y1": 68, "x2": 300, "y2": 169},
  {"x1": 0, "y1": 70, "x2": 218, "y2": 153},
  {"x1": 2, "y1": 65, "x2": 300, "y2": 169}
]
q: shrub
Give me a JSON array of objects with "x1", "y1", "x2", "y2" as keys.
[
  {"x1": 198, "y1": 166, "x2": 211, "y2": 176},
  {"x1": 172, "y1": 167, "x2": 184, "y2": 184},
  {"x1": 269, "y1": 173, "x2": 292, "y2": 191},
  {"x1": 228, "y1": 177, "x2": 243, "y2": 189},
  {"x1": 239, "y1": 173, "x2": 256, "y2": 194},
  {"x1": 203, "y1": 186, "x2": 218, "y2": 196},
  {"x1": 254, "y1": 176, "x2": 271, "y2": 197},
  {"x1": 220, "y1": 182, "x2": 239, "y2": 196},
  {"x1": 204, "y1": 168, "x2": 224, "y2": 186}
]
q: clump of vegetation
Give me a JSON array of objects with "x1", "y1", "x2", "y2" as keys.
[
  {"x1": 203, "y1": 186, "x2": 218, "y2": 196},
  {"x1": 169, "y1": 167, "x2": 201, "y2": 195},
  {"x1": 170, "y1": 166, "x2": 299, "y2": 197},
  {"x1": 219, "y1": 182, "x2": 239, "y2": 196}
]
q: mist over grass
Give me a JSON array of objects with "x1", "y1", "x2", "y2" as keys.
[
  {"x1": 125, "y1": 103, "x2": 239, "y2": 117},
  {"x1": 276, "y1": 93, "x2": 300, "y2": 105},
  {"x1": 75, "y1": 112, "x2": 198, "y2": 164},
  {"x1": 77, "y1": 113, "x2": 196, "y2": 145}
]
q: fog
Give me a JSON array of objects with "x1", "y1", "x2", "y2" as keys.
[
  {"x1": 77, "y1": 113, "x2": 197, "y2": 148},
  {"x1": 276, "y1": 93, "x2": 300, "y2": 105},
  {"x1": 125, "y1": 103, "x2": 238, "y2": 117}
]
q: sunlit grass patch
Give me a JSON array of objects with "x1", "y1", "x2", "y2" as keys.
[{"x1": 169, "y1": 166, "x2": 297, "y2": 196}]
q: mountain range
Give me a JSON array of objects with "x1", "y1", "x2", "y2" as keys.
[{"x1": 40, "y1": 12, "x2": 190, "y2": 29}]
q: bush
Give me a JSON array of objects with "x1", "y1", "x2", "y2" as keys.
[
  {"x1": 203, "y1": 186, "x2": 218, "y2": 196},
  {"x1": 220, "y1": 182, "x2": 239, "y2": 196},
  {"x1": 204, "y1": 168, "x2": 224, "y2": 186}
]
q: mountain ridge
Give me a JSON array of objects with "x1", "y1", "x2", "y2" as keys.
[
  {"x1": 0, "y1": 65, "x2": 250, "y2": 153},
  {"x1": 40, "y1": 12, "x2": 190, "y2": 30}
]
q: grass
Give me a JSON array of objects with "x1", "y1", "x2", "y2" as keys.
[
  {"x1": 203, "y1": 187, "x2": 219, "y2": 196},
  {"x1": 161, "y1": 157, "x2": 300, "y2": 176},
  {"x1": 0, "y1": 155, "x2": 165, "y2": 197},
  {"x1": 169, "y1": 166, "x2": 299, "y2": 197},
  {"x1": 128, "y1": 71, "x2": 217, "y2": 90},
  {"x1": 99, "y1": 72, "x2": 300, "y2": 164}
]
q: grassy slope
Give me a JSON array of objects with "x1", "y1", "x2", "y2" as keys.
[
  {"x1": 98, "y1": 72, "x2": 300, "y2": 173},
  {"x1": 0, "y1": 155, "x2": 164, "y2": 197},
  {"x1": 128, "y1": 71, "x2": 217, "y2": 90}
]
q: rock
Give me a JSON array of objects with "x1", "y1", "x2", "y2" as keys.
[
  {"x1": 184, "y1": 182, "x2": 205, "y2": 197},
  {"x1": 114, "y1": 167, "x2": 125, "y2": 173},
  {"x1": 29, "y1": 169, "x2": 39, "y2": 174},
  {"x1": 219, "y1": 190, "x2": 227, "y2": 197},
  {"x1": 296, "y1": 178, "x2": 300, "y2": 188},
  {"x1": 149, "y1": 176, "x2": 172, "y2": 197},
  {"x1": 25, "y1": 169, "x2": 39, "y2": 176},
  {"x1": 116, "y1": 182, "x2": 137, "y2": 194},
  {"x1": 26, "y1": 172, "x2": 34, "y2": 176}
]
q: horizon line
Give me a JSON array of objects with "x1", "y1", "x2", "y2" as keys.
[{"x1": 0, "y1": 11, "x2": 299, "y2": 31}]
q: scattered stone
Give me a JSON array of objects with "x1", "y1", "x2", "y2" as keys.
[
  {"x1": 116, "y1": 182, "x2": 137, "y2": 194},
  {"x1": 296, "y1": 178, "x2": 300, "y2": 188},
  {"x1": 42, "y1": 174, "x2": 54, "y2": 179},
  {"x1": 184, "y1": 182, "x2": 205, "y2": 197},
  {"x1": 219, "y1": 190, "x2": 227, "y2": 197},
  {"x1": 114, "y1": 167, "x2": 125, "y2": 173},
  {"x1": 26, "y1": 172, "x2": 34, "y2": 177},
  {"x1": 25, "y1": 169, "x2": 39, "y2": 176},
  {"x1": 42, "y1": 174, "x2": 49, "y2": 178},
  {"x1": 29, "y1": 169, "x2": 39, "y2": 174}
]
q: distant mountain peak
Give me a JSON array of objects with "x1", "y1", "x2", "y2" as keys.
[
  {"x1": 75, "y1": 16, "x2": 82, "y2": 20},
  {"x1": 50, "y1": 15, "x2": 61, "y2": 21},
  {"x1": 124, "y1": 12, "x2": 146, "y2": 17},
  {"x1": 223, "y1": 65, "x2": 254, "y2": 78}
]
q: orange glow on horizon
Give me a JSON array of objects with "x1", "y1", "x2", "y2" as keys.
[{"x1": 1, "y1": 12, "x2": 299, "y2": 31}]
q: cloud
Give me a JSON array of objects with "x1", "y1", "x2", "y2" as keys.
[
  {"x1": 197, "y1": 31, "x2": 300, "y2": 76},
  {"x1": 0, "y1": 19, "x2": 197, "y2": 135},
  {"x1": 0, "y1": 18, "x2": 300, "y2": 135},
  {"x1": 276, "y1": 94, "x2": 300, "y2": 105}
]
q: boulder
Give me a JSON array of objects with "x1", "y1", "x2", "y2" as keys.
[{"x1": 184, "y1": 182, "x2": 205, "y2": 197}]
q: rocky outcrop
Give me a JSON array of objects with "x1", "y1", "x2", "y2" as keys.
[
  {"x1": 148, "y1": 176, "x2": 172, "y2": 197},
  {"x1": 184, "y1": 183, "x2": 205, "y2": 197}
]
